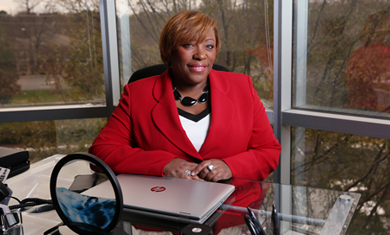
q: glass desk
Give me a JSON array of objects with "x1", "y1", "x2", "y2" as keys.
[{"x1": 6, "y1": 154, "x2": 361, "y2": 235}]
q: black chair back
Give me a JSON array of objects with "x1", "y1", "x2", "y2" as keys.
[{"x1": 128, "y1": 64, "x2": 229, "y2": 84}]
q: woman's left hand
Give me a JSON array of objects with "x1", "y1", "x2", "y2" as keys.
[{"x1": 190, "y1": 159, "x2": 232, "y2": 182}]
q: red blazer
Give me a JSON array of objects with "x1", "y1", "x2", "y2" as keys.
[{"x1": 89, "y1": 69, "x2": 281, "y2": 181}]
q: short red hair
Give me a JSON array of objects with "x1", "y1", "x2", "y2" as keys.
[{"x1": 159, "y1": 10, "x2": 220, "y2": 66}]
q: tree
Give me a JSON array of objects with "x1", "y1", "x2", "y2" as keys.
[
  {"x1": 39, "y1": 0, "x2": 105, "y2": 102},
  {"x1": 290, "y1": 3, "x2": 390, "y2": 233},
  {"x1": 12, "y1": 0, "x2": 50, "y2": 75},
  {"x1": 0, "y1": 69, "x2": 20, "y2": 105},
  {"x1": 0, "y1": 21, "x2": 20, "y2": 105},
  {"x1": 15, "y1": 0, "x2": 45, "y2": 14}
]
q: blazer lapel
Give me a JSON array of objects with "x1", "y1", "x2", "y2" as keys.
[
  {"x1": 199, "y1": 70, "x2": 234, "y2": 156},
  {"x1": 151, "y1": 71, "x2": 200, "y2": 158}
]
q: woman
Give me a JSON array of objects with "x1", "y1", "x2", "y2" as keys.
[{"x1": 89, "y1": 10, "x2": 281, "y2": 182}]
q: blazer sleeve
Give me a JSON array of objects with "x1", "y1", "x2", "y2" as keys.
[
  {"x1": 222, "y1": 78, "x2": 281, "y2": 181},
  {"x1": 88, "y1": 85, "x2": 176, "y2": 176}
]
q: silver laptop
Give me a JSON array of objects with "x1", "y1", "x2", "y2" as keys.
[{"x1": 84, "y1": 174, "x2": 235, "y2": 224}]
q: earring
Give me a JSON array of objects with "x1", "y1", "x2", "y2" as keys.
[{"x1": 167, "y1": 59, "x2": 172, "y2": 68}]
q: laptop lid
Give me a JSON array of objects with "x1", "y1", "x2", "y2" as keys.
[{"x1": 84, "y1": 174, "x2": 235, "y2": 224}]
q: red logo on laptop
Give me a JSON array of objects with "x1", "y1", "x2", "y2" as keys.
[{"x1": 151, "y1": 186, "x2": 166, "y2": 192}]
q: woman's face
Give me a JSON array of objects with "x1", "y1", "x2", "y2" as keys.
[{"x1": 170, "y1": 29, "x2": 217, "y2": 87}]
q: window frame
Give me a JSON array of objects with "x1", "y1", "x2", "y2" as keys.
[
  {"x1": 274, "y1": 0, "x2": 390, "y2": 185},
  {"x1": 0, "y1": 0, "x2": 120, "y2": 123},
  {"x1": 1, "y1": 0, "x2": 389, "y2": 188}
]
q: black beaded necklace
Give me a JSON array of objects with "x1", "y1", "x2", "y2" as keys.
[{"x1": 173, "y1": 84, "x2": 209, "y2": 107}]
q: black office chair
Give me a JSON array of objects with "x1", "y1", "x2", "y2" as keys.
[{"x1": 127, "y1": 64, "x2": 229, "y2": 84}]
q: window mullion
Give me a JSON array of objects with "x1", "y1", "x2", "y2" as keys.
[{"x1": 100, "y1": 0, "x2": 121, "y2": 118}]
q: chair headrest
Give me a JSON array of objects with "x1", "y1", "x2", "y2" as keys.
[{"x1": 128, "y1": 64, "x2": 229, "y2": 84}]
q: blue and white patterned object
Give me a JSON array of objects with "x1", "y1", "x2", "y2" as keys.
[{"x1": 56, "y1": 187, "x2": 116, "y2": 230}]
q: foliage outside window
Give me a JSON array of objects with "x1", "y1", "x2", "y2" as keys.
[
  {"x1": 0, "y1": 0, "x2": 105, "y2": 161},
  {"x1": 0, "y1": 0, "x2": 104, "y2": 107},
  {"x1": 292, "y1": 1, "x2": 390, "y2": 233},
  {"x1": 0, "y1": 118, "x2": 106, "y2": 163},
  {"x1": 291, "y1": 128, "x2": 390, "y2": 234},
  {"x1": 294, "y1": 0, "x2": 390, "y2": 119},
  {"x1": 118, "y1": 0, "x2": 275, "y2": 108}
]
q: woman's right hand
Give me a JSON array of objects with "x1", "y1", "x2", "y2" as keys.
[{"x1": 163, "y1": 158, "x2": 202, "y2": 180}]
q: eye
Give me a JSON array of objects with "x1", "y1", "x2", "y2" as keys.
[
  {"x1": 182, "y1": 43, "x2": 194, "y2": 48},
  {"x1": 206, "y1": 45, "x2": 215, "y2": 50}
]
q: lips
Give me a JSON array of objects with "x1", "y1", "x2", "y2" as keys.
[{"x1": 188, "y1": 64, "x2": 207, "y2": 72}]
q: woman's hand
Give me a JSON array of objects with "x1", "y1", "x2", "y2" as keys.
[
  {"x1": 163, "y1": 158, "x2": 202, "y2": 180},
  {"x1": 191, "y1": 159, "x2": 232, "y2": 182}
]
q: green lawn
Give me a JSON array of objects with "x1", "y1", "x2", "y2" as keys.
[{"x1": 11, "y1": 90, "x2": 65, "y2": 105}]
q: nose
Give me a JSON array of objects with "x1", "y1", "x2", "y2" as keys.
[{"x1": 193, "y1": 48, "x2": 206, "y2": 60}]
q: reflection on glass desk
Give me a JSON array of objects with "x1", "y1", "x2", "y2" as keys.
[{"x1": 6, "y1": 154, "x2": 361, "y2": 235}]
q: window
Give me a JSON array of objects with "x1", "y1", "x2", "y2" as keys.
[
  {"x1": 291, "y1": 128, "x2": 389, "y2": 234},
  {"x1": 0, "y1": 0, "x2": 104, "y2": 107},
  {"x1": 0, "y1": 118, "x2": 105, "y2": 163},
  {"x1": 293, "y1": 0, "x2": 390, "y2": 119},
  {"x1": 116, "y1": 0, "x2": 275, "y2": 109},
  {"x1": 288, "y1": 0, "x2": 390, "y2": 233},
  {"x1": 2, "y1": 0, "x2": 389, "y2": 233},
  {"x1": 0, "y1": 0, "x2": 108, "y2": 162}
]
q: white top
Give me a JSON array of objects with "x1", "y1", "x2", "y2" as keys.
[{"x1": 178, "y1": 108, "x2": 211, "y2": 152}]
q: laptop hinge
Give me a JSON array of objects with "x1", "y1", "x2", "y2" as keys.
[{"x1": 178, "y1": 212, "x2": 191, "y2": 223}]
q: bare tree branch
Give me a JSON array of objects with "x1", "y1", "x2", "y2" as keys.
[{"x1": 16, "y1": 0, "x2": 45, "y2": 14}]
